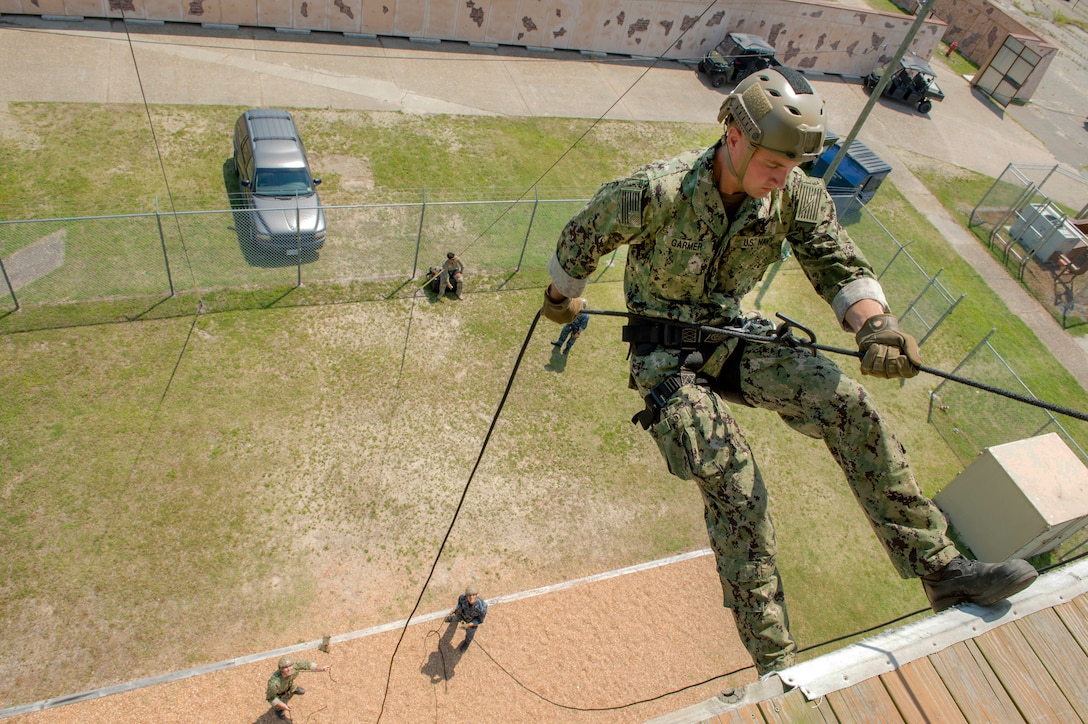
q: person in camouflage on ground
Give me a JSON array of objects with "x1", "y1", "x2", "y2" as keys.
[
  {"x1": 541, "y1": 67, "x2": 1037, "y2": 675},
  {"x1": 437, "y1": 251, "x2": 465, "y2": 300},
  {"x1": 265, "y1": 656, "x2": 331, "y2": 720}
]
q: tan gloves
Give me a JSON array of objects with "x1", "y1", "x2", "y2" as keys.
[
  {"x1": 542, "y1": 285, "x2": 586, "y2": 325},
  {"x1": 855, "y1": 314, "x2": 921, "y2": 379}
]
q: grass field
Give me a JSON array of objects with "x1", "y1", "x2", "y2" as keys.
[{"x1": 2, "y1": 102, "x2": 1088, "y2": 709}]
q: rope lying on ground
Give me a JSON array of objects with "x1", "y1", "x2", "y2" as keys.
[{"x1": 585, "y1": 309, "x2": 1088, "y2": 423}]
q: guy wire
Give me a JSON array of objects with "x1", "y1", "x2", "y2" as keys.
[{"x1": 112, "y1": 12, "x2": 205, "y2": 497}]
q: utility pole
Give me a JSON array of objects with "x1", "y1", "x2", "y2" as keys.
[{"x1": 821, "y1": 0, "x2": 938, "y2": 184}]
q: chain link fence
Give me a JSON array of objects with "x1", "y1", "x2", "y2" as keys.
[
  {"x1": 0, "y1": 191, "x2": 595, "y2": 331},
  {"x1": 2, "y1": 186, "x2": 1086, "y2": 469},
  {"x1": 969, "y1": 163, "x2": 1088, "y2": 327}
]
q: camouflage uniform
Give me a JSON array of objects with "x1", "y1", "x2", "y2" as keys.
[
  {"x1": 266, "y1": 659, "x2": 318, "y2": 710},
  {"x1": 438, "y1": 255, "x2": 465, "y2": 299},
  {"x1": 547, "y1": 142, "x2": 959, "y2": 674}
]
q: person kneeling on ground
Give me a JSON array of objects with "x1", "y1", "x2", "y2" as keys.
[{"x1": 433, "y1": 251, "x2": 465, "y2": 300}]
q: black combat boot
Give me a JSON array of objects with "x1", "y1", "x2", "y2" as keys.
[{"x1": 921, "y1": 556, "x2": 1038, "y2": 613}]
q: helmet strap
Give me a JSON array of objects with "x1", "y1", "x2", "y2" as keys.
[{"x1": 722, "y1": 128, "x2": 757, "y2": 191}]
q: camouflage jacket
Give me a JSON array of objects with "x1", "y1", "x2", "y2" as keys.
[
  {"x1": 549, "y1": 142, "x2": 885, "y2": 328},
  {"x1": 442, "y1": 257, "x2": 465, "y2": 275},
  {"x1": 266, "y1": 660, "x2": 316, "y2": 706}
]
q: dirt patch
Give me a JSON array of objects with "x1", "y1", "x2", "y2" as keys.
[
  {"x1": 5, "y1": 229, "x2": 65, "y2": 291},
  {"x1": 10, "y1": 553, "x2": 755, "y2": 723},
  {"x1": 316, "y1": 153, "x2": 375, "y2": 192},
  {"x1": 0, "y1": 102, "x2": 43, "y2": 151}
]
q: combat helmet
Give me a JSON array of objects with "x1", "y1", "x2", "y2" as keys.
[
  {"x1": 278, "y1": 656, "x2": 294, "y2": 669},
  {"x1": 717, "y1": 67, "x2": 826, "y2": 161}
]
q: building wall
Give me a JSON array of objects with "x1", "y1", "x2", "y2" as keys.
[
  {"x1": 928, "y1": 0, "x2": 1055, "y2": 99},
  {"x1": 0, "y1": 0, "x2": 947, "y2": 76}
]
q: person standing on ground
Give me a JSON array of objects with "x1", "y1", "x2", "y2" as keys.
[
  {"x1": 445, "y1": 584, "x2": 488, "y2": 651},
  {"x1": 266, "y1": 656, "x2": 331, "y2": 720},
  {"x1": 540, "y1": 67, "x2": 1037, "y2": 676},
  {"x1": 552, "y1": 306, "x2": 590, "y2": 354}
]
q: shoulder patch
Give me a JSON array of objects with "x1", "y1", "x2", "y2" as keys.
[
  {"x1": 618, "y1": 179, "x2": 648, "y2": 229},
  {"x1": 792, "y1": 177, "x2": 826, "y2": 225}
]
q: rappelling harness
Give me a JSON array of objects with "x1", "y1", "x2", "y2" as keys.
[{"x1": 622, "y1": 313, "x2": 788, "y2": 429}]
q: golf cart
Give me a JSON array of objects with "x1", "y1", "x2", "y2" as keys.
[
  {"x1": 698, "y1": 33, "x2": 782, "y2": 89},
  {"x1": 863, "y1": 55, "x2": 945, "y2": 114}
]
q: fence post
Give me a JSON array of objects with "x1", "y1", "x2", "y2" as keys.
[
  {"x1": 156, "y1": 197, "x2": 175, "y2": 297},
  {"x1": 514, "y1": 185, "x2": 538, "y2": 273},
  {"x1": 296, "y1": 197, "x2": 302, "y2": 287},
  {"x1": 928, "y1": 327, "x2": 995, "y2": 424},
  {"x1": 0, "y1": 255, "x2": 18, "y2": 311},
  {"x1": 877, "y1": 239, "x2": 915, "y2": 280},
  {"x1": 899, "y1": 268, "x2": 947, "y2": 345},
  {"x1": 970, "y1": 162, "x2": 1013, "y2": 228},
  {"x1": 918, "y1": 293, "x2": 964, "y2": 347},
  {"x1": 411, "y1": 187, "x2": 426, "y2": 280}
]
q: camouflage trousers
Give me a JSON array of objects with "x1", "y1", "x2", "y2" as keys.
[{"x1": 635, "y1": 342, "x2": 959, "y2": 675}]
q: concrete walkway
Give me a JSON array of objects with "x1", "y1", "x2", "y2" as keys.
[{"x1": 0, "y1": 12, "x2": 1086, "y2": 390}]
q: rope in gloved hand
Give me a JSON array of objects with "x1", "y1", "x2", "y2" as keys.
[{"x1": 584, "y1": 309, "x2": 1088, "y2": 424}]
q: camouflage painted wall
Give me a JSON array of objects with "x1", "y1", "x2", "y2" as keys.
[
  {"x1": 928, "y1": 0, "x2": 1055, "y2": 99},
  {"x1": 0, "y1": 0, "x2": 945, "y2": 75}
]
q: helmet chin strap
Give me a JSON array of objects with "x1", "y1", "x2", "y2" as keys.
[{"x1": 722, "y1": 131, "x2": 758, "y2": 191}]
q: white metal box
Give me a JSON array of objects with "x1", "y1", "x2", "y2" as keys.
[
  {"x1": 935, "y1": 433, "x2": 1088, "y2": 561},
  {"x1": 1009, "y1": 201, "x2": 1087, "y2": 262}
]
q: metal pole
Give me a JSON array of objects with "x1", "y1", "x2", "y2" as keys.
[
  {"x1": 0, "y1": 254, "x2": 18, "y2": 311},
  {"x1": 514, "y1": 185, "x2": 538, "y2": 273},
  {"x1": 917, "y1": 293, "x2": 964, "y2": 347},
  {"x1": 295, "y1": 197, "x2": 302, "y2": 287},
  {"x1": 156, "y1": 196, "x2": 175, "y2": 297},
  {"x1": 411, "y1": 187, "x2": 426, "y2": 280},
  {"x1": 822, "y1": 0, "x2": 937, "y2": 185}
]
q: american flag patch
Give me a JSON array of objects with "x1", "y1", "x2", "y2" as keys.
[
  {"x1": 794, "y1": 178, "x2": 825, "y2": 224},
  {"x1": 619, "y1": 184, "x2": 645, "y2": 228}
]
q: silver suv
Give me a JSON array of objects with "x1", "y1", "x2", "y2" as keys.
[{"x1": 233, "y1": 109, "x2": 326, "y2": 253}]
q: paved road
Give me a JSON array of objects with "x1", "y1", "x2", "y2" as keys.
[{"x1": 1, "y1": 12, "x2": 1086, "y2": 386}]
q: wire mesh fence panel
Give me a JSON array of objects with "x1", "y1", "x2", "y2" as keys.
[
  {"x1": 0, "y1": 215, "x2": 174, "y2": 330},
  {"x1": 167, "y1": 208, "x2": 304, "y2": 295},
  {"x1": 969, "y1": 166, "x2": 1036, "y2": 234},
  {"x1": 847, "y1": 205, "x2": 952, "y2": 339},
  {"x1": 419, "y1": 200, "x2": 535, "y2": 276},
  {"x1": 317, "y1": 203, "x2": 424, "y2": 282},
  {"x1": 928, "y1": 343, "x2": 1060, "y2": 465},
  {"x1": 1015, "y1": 163, "x2": 1088, "y2": 218},
  {"x1": 520, "y1": 200, "x2": 591, "y2": 271},
  {"x1": 0, "y1": 215, "x2": 170, "y2": 303}
]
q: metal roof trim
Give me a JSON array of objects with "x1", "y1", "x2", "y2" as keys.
[{"x1": 778, "y1": 558, "x2": 1088, "y2": 699}]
